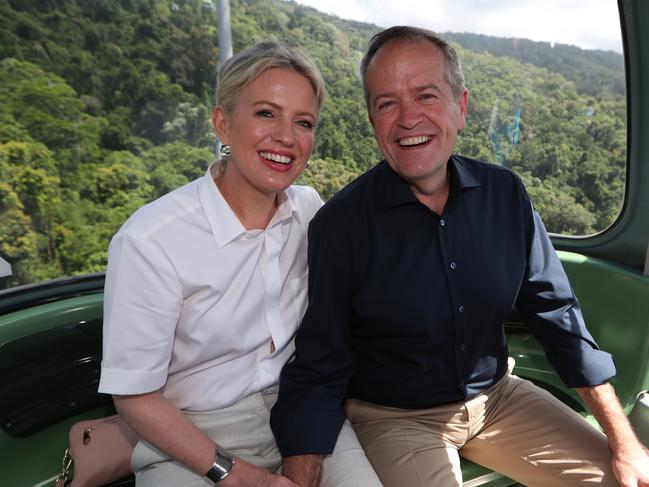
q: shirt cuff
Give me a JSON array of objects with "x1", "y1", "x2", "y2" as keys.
[
  {"x1": 98, "y1": 365, "x2": 167, "y2": 395},
  {"x1": 551, "y1": 349, "x2": 617, "y2": 388},
  {"x1": 271, "y1": 408, "x2": 345, "y2": 457}
]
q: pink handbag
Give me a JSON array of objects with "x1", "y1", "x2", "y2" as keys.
[{"x1": 56, "y1": 414, "x2": 139, "y2": 487}]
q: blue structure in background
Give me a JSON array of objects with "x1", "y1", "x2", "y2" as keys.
[{"x1": 487, "y1": 98, "x2": 522, "y2": 166}]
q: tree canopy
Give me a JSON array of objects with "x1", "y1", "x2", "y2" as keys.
[{"x1": 0, "y1": 0, "x2": 626, "y2": 287}]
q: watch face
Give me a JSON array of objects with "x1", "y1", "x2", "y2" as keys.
[{"x1": 206, "y1": 448, "x2": 235, "y2": 483}]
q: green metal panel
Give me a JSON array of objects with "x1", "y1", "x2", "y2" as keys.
[
  {"x1": 461, "y1": 460, "x2": 516, "y2": 486},
  {"x1": 0, "y1": 294, "x2": 103, "y2": 344},
  {"x1": 1, "y1": 406, "x2": 116, "y2": 487},
  {"x1": 0, "y1": 293, "x2": 108, "y2": 486},
  {"x1": 507, "y1": 251, "x2": 649, "y2": 413},
  {"x1": 560, "y1": 251, "x2": 649, "y2": 406}
]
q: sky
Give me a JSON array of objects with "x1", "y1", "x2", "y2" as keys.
[{"x1": 294, "y1": 0, "x2": 623, "y2": 53}]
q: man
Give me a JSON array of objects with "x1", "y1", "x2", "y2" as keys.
[{"x1": 271, "y1": 26, "x2": 649, "y2": 487}]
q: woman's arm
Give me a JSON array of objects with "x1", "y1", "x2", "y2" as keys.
[
  {"x1": 114, "y1": 391, "x2": 215, "y2": 476},
  {"x1": 114, "y1": 391, "x2": 298, "y2": 487}
]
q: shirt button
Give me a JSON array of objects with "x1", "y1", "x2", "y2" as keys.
[
  {"x1": 450, "y1": 262, "x2": 457, "y2": 270},
  {"x1": 459, "y1": 343, "x2": 467, "y2": 351},
  {"x1": 458, "y1": 305, "x2": 465, "y2": 313},
  {"x1": 440, "y1": 219, "x2": 446, "y2": 227}
]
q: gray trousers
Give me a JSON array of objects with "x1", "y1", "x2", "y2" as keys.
[{"x1": 132, "y1": 389, "x2": 382, "y2": 486}]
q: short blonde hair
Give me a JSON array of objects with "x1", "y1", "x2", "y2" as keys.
[{"x1": 217, "y1": 40, "x2": 326, "y2": 116}]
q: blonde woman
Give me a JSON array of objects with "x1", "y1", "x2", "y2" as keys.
[{"x1": 99, "y1": 41, "x2": 381, "y2": 487}]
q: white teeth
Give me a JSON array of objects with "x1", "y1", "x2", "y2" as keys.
[
  {"x1": 398, "y1": 136, "x2": 432, "y2": 146},
  {"x1": 260, "y1": 151, "x2": 292, "y2": 164}
]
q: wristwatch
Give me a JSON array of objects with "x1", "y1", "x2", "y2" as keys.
[{"x1": 205, "y1": 446, "x2": 236, "y2": 484}]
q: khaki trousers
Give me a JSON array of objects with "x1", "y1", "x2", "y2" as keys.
[{"x1": 346, "y1": 373, "x2": 616, "y2": 487}]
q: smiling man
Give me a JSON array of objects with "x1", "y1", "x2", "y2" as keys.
[{"x1": 270, "y1": 26, "x2": 649, "y2": 487}]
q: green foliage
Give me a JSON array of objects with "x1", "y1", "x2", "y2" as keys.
[
  {"x1": 140, "y1": 142, "x2": 214, "y2": 197},
  {"x1": 0, "y1": 0, "x2": 627, "y2": 287},
  {"x1": 0, "y1": 182, "x2": 40, "y2": 284},
  {"x1": 297, "y1": 158, "x2": 361, "y2": 201},
  {"x1": 444, "y1": 32, "x2": 625, "y2": 97}
]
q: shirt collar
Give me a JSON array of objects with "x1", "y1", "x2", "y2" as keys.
[
  {"x1": 270, "y1": 190, "x2": 300, "y2": 227},
  {"x1": 452, "y1": 155, "x2": 481, "y2": 189},
  {"x1": 377, "y1": 155, "x2": 481, "y2": 210},
  {"x1": 198, "y1": 162, "x2": 299, "y2": 248}
]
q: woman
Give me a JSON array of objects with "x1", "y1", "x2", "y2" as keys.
[{"x1": 98, "y1": 41, "x2": 381, "y2": 487}]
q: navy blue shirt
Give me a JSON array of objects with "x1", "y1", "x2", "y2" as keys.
[{"x1": 271, "y1": 156, "x2": 616, "y2": 456}]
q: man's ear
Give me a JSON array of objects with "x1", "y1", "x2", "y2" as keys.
[
  {"x1": 212, "y1": 106, "x2": 231, "y2": 145},
  {"x1": 457, "y1": 88, "x2": 469, "y2": 130}
]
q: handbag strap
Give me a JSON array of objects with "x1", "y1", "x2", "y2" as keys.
[{"x1": 55, "y1": 448, "x2": 73, "y2": 487}]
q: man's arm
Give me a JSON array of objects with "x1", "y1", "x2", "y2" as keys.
[
  {"x1": 281, "y1": 455, "x2": 323, "y2": 487},
  {"x1": 513, "y1": 196, "x2": 647, "y2": 484},
  {"x1": 270, "y1": 214, "x2": 357, "y2": 482},
  {"x1": 576, "y1": 383, "x2": 649, "y2": 487}
]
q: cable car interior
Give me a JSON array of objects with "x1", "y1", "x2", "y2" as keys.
[{"x1": 0, "y1": 0, "x2": 647, "y2": 485}]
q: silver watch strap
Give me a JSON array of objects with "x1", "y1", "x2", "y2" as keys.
[{"x1": 205, "y1": 447, "x2": 235, "y2": 484}]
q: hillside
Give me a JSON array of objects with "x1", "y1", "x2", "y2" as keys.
[
  {"x1": 444, "y1": 32, "x2": 624, "y2": 97},
  {"x1": 0, "y1": 0, "x2": 626, "y2": 287}
]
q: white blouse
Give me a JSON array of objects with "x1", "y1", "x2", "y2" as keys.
[{"x1": 99, "y1": 164, "x2": 322, "y2": 411}]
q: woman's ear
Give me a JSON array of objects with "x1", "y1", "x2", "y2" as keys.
[{"x1": 212, "y1": 106, "x2": 230, "y2": 145}]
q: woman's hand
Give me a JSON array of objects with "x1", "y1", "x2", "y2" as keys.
[{"x1": 221, "y1": 458, "x2": 299, "y2": 487}]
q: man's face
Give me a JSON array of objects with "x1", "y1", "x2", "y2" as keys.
[{"x1": 366, "y1": 40, "x2": 468, "y2": 190}]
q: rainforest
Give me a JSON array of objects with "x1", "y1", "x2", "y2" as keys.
[{"x1": 0, "y1": 0, "x2": 626, "y2": 287}]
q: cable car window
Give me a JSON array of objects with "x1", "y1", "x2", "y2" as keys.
[
  {"x1": 297, "y1": 1, "x2": 627, "y2": 237},
  {"x1": 0, "y1": 0, "x2": 626, "y2": 289}
]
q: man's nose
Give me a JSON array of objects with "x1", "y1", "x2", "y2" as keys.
[{"x1": 397, "y1": 100, "x2": 422, "y2": 130}]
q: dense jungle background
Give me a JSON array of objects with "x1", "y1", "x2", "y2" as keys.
[{"x1": 0, "y1": 0, "x2": 626, "y2": 287}]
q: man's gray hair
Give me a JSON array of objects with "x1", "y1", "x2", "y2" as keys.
[{"x1": 360, "y1": 26, "x2": 465, "y2": 108}]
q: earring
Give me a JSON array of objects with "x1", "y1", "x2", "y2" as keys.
[{"x1": 220, "y1": 144, "x2": 231, "y2": 158}]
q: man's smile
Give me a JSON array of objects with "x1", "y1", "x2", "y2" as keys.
[{"x1": 398, "y1": 135, "x2": 433, "y2": 147}]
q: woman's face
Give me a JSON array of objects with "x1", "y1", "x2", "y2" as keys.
[{"x1": 213, "y1": 68, "x2": 318, "y2": 199}]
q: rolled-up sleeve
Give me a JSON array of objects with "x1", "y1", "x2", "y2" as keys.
[
  {"x1": 516, "y1": 203, "x2": 616, "y2": 388},
  {"x1": 99, "y1": 231, "x2": 183, "y2": 395},
  {"x1": 271, "y1": 215, "x2": 355, "y2": 456}
]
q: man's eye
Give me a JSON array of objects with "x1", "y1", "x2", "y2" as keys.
[
  {"x1": 377, "y1": 100, "x2": 394, "y2": 111},
  {"x1": 420, "y1": 93, "x2": 437, "y2": 101},
  {"x1": 256, "y1": 110, "x2": 274, "y2": 118}
]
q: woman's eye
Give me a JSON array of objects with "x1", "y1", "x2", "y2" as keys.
[
  {"x1": 296, "y1": 120, "x2": 314, "y2": 129},
  {"x1": 256, "y1": 110, "x2": 274, "y2": 118}
]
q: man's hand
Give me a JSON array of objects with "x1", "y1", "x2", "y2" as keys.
[
  {"x1": 611, "y1": 446, "x2": 649, "y2": 487},
  {"x1": 576, "y1": 383, "x2": 649, "y2": 487},
  {"x1": 281, "y1": 455, "x2": 324, "y2": 487},
  {"x1": 220, "y1": 458, "x2": 299, "y2": 487}
]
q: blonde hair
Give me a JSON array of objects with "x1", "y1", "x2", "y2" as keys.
[{"x1": 217, "y1": 40, "x2": 326, "y2": 115}]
